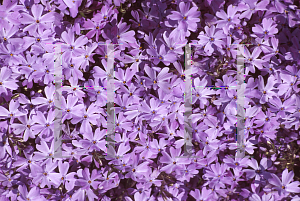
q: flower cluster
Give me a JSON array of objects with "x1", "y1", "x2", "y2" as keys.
[{"x1": 0, "y1": 0, "x2": 300, "y2": 200}]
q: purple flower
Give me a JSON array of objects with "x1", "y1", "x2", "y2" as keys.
[
  {"x1": 62, "y1": 0, "x2": 82, "y2": 18},
  {"x1": 18, "y1": 185, "x2": 43, "y2": 201},
  {"x1": 223, "y1": 156, "x2": 250, "y2": 170},
  {"x1": 192, "y1": 77, "x2": 215, "y2": 108},
  {"x1": 146, "y1": 43, "x2": 177, "y2": 66},
  {"x1": 20, "y1": 4, "x2": 54, "y2": 35},
  {"x1": 0, "y1": 100, "x2": 26, "y2": 123},
  {"x1": 31, "y1": 84, "x2": 55, "y2": 109},
  {"x1": 216, "y1": 5, "x2": 240, "y2": 33},
  {"x1": 256, "y1": 75, "x2": 277, "y2": 104},
  {"x1": 190, "y1": 187, "x2": 212, "y2": 201},
  {"x1": 198, "y1": 25, "x2": 226, "y2": 55},
  {"x1": 31, "y1": 58, "x2": 55, "y2": 84},
  {"x1": 143, "y1": 66, "x2": 173, "y2": 92},
  {"x1": 0, "y1": 170, "x2": 20, "y2": 187},
  {"x1": 61, "y1": 29, "x2": 88, "y2": 62},
  {"x1": 0, "y1": 43, "x2": 25, "y2": 65},
  {"x1": 159, "y1": 147, "x2": 190, "y2": 174},
  {"x1": 10, "y1": 111, "x2": 35, "y2": 141},
  {"x1": 30, "y1": 160, "x2": 61, "y2": 188},
  {"x1": 71, "y1": 103, "x2": 102, "y2": 134},
  {"x1": 62, "y1": 77, "x2": 86, "y2": 100},
  {"x1": 167, "y1": 2, "x2": 200, "y2": 33},
  {"x1": 268, "y1": 95, "x2": 296, "y2": 118},
  {"x1": 31, "y1": 110, "x2": 55, "y2": 138},
  {"x1": 254, "y1": 109, "x2": 279, "y2": 130},
  {"x1": 0, "y1": 23, "x2": 21, "y2": 44},
  {"x1": 115, "y1": 68, "x2": 135, "y2": 88},
  {"x1": 140, "y1": 98, "x2": 168, "y2": 122},
  {"x1": 81, "y1": 128, "x2": 106, "y2": 153},
  {"x1": 102, "y1": 20, "x2": 136, "y2": 50},
  {"x1": 72, "y1": 42, "x2": 98, "y2": 71},
  {"x1": 125, "y1": 153, "x2": 150, "y2": 181},
  {"x1": 83, "y1": 15, "x2": 106, "y2": 42},
  {"x1": 239, "y1": 0, "x2": 270, "y2": 20},
  {"x1": 241, "y1": 46, "x2": 266, "y2": 74},
  {"x1": 62, "y1": 58, "x2": 84, "y2": 81},
  {"x1": 243, "y1": 158, "x2": 272, "y2": 186},
  {"x1": 203, "y1": 162, "x2": 228, "y2": 189},
  {"x1": 252, "y1": 18, "x2": 278, "y2": 39},
  {"x1": 269, "y1": 169, "x2": 300, "y2": 196},
  {"x1": 74, "y1": 168, "x2": 100, "y2": 200}
]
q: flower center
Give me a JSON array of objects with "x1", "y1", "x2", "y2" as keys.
[
  {"x1": 96, "y1": 26, "x2": 99, "y2": 29},
  {"x1": 88, "y1": 180, "x2": 92, "y2": 184},
  {"x1": 117, "y1": 35, "x2": 120, "y2": 39},
  {"x1": 210, "y1": 37, "x2": 215, "y2": 41},
  {"x1": 132, "y1": 168, "x2": 135, "y2": 172},
  {"x1": 183, "y1": 16, "x2": 187, "y2": 20},
  {"x1": 173, "y1": 161, "x2": 176, "y2": 164},
  {"x1": 61, "y1": 177, "x2": 64, "y2": 180},
  {"x1": 4, "y1": 37, "x2": 7, "y2": 41},
  {"x1": 67, "y1": 109, "x2": 70, "y2": 112},
  {"x1": 227, "y1": 18, "x2": 231, "y2": 22},
  {"x1": 36, "y1": 20, "x2": 39, "y2": 23},
  {"x1": 263, "y1": 91, "x2": 266, "y2": 94}
]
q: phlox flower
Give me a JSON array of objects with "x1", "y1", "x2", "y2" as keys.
[
  {"x1": 269, "y1": 169, "x2": 300, "y2": 196},
  {"x1": 167, "y1": 2, "x2": 200, "y2": 33},
  {"x1": 216, "y1": 5, "x2": 240, "y2": 33},
  {"x1": 159, "y1": 147, "x2": 190, "y2": 174},
  {"x1": 17, "y1": 185, "x2": 45, "y2": 201},
  {"x1": 20, "y1": 4, "x2": 54, "y2": 35},
  {"x1": 252, "y1": 18, "x2": 278, "y2": 39},
  {"x1": 203, "y1": 162, "x2": 228, "y2": 189},
  {"x1": 197, "y1": 25, "x2": 226, "y2": 55}
]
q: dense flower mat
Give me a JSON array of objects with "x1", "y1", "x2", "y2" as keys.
[{"x1": 0, "y1": 0, "x2": 300, "y2": 200}]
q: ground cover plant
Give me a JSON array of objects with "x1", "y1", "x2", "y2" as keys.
[{"x1": 0, "y1": 0, "x2": 300, "y2": 200}]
